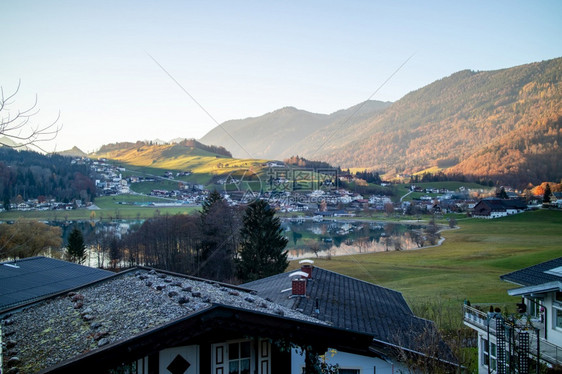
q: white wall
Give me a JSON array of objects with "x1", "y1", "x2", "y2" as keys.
[{"x1": 290, "y1": 348, "x2": 401, "y2": 374}]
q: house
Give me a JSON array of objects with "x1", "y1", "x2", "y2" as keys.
[
  {"x1": 471, "y1": 198, "x2": 527, "y2": 218},
  {"x1": 463, "y1": 257, "x2": 562, "y2": 373},
  {"x1": 1, "y1": 267, "x2": 390, "y2": 373},
  {"x1": 0, "y1": 256, "x2": 113, "y2": 313},
  {"x1": 244, "y1": 261, "x2": 456, "y2": 373}
]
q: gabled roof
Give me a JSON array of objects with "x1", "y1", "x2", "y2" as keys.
[
  {"x1": 500, "y1": 256, "x2": 562, "y2": 287},
  {"x1": 1, "y1": 267, "x2": 334, "y2": 373},
  {"x1": 243, "y1": 267, "x2": 452, "y2": 359},
  {"x1": 475, "y1": 198, "x2": 527, "y2": 211},
  {"x1": 0, "y1": 256, "x2": 113, "y2": 312}
]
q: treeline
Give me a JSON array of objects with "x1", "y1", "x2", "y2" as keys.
[
  {"x1": 179, "y1": 139, "x2": 232, "y2": 157},
  {"x1": 354, "y1": 170, "x2": 382, "y2": 184},
  {"x1": 283, "y1": 155, "x2": 336, "y2": 169},
  {"x1": 410, "y1": 171, "x2": 492, "y2": 186},
  {"x1": 97, "y1": 192, "x2": 287, "y2": 283},
  {"x1": 0, "y1": 148, "x2": 96, "y2": 209}
]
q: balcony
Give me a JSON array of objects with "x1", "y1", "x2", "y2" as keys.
[{"x1": 463, "y1": 304, "x2": 562, "y2": 366}]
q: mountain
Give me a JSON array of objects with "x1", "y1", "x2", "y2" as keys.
[
  {"x1": 55, "y1": 146, "x2": 87, "y2": 157},
  {"x1": 199, "y1": 101, "x2": 391, "y2": 160},
  {"x1": 317, "y1": 57, "x2": 562, "y2": 186},
  {"x1": 201, "y1": 57, "x2": 562, "y2": 186},
  {"x1": 0, "y1": 136, "x2": 29, "y2": 150}
]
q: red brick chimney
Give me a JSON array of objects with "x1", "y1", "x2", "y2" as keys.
[
  {"x1": 299, "y1": 259, "x2": 314, "y2": 279},
  {"x1": 289, "y1": 271, "x2": 309, "y2": 297}
]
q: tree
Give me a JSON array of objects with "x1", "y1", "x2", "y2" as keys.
[
  {"x1": 448, "y1": 217, "x2": 457, "y2": 228},
  {"x1": 199, "y1": 190, "x2": 240, "y2": 281},
  {"x1": 425, "y1": 216, "x2": 440, "y2": 245},
  {"x1": 384, "y1": 202, "x2": 394, "y2": 216},
  {"x1": 496, "y1": 187, "x2": 508, "y2": 199},
  {"x1": 0, "y1": 221, "x2": 62, "y2": 260},
  {"x1": 1, "y1": 81, "x2": 61, "y2": 151},
  {"x1": 236, "y1": 200, "x2": 288, "y2": 282},
  {"x1": 543, "y1": 183, "x2": 552, "y2": 204},
  {"x1": 66, "y1": 226, "x2": 87, "y2": 264}
]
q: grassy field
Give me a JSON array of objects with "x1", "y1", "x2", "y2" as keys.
[{"x1": 288, "y1": 209, "x2": 562, "y2": 324}]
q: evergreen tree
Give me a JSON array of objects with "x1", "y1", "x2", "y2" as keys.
[
  {"x1": 66, "y1": 226, "x2": 86, "y2": 264},
  {"x1": 543, "y1": 183, "x2": 552, "y2": 204},
  {"x1": 201, "y1": 189, "x2": 223, "y2": 217},
  {"x1": 496, "y1": 187, "x2": 508, "y2": 199},
  {"x1": 199, "y1": 190, "x2": 239, "y2": 281},
  {"x1": 236, "y1": 200, "x2": 288, "y2": 282}
]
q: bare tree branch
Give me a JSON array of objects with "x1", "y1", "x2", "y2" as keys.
[{"x1": 0, "y1": 80, "x2": 62, "y2": 151}]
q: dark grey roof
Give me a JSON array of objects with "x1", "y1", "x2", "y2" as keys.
[
  {"x1": 1, "y1": 268, "x2": 324, "y2": 372},
  {"x1": 500, "y1": 257, "x2": 562, "y2": 286},
  {"x1": 0, "y1": 256, "x2": 113, "y2": 312},
  {"x1": 243, "y1": 267, "x2": 451, "y2": 358},
  {"x1": 477, "y1": 198, "x2": 527, "y2": 211}
]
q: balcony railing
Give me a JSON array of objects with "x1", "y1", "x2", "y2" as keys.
[{"x1": 463, "y1": 304, "x2": 562, "y2": 366}]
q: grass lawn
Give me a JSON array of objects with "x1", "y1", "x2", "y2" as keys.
[{"x1": 289, "y1": 209, "x2": 562, "y2": 326}]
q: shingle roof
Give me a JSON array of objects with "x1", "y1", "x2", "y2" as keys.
[
  {"x1": 243, "y1": 267, "x2": 449, "y2": 357},
  {"x1": 500, "y1": 257, "x2": 562, "y2": 286},
  {"x1": 0, "y1": 256, "x2": 113, "y2": 312},
  {"x1": 1, "y1": 268, "x2": 324, "y2": 373}
]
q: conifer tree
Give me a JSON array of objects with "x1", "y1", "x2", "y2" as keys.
[
  {"x1": 66, "y1": 226, "x2": 86, "y2": 264},
  {"x1": 236, "y1": 200, "x2": 288, "y2": 282},
  {"x1": 543, "y1": 183, "x2": 552, "y2": 204},
  {"x1": 198, "y1": 190, "x2": 239, "y2": 281}
]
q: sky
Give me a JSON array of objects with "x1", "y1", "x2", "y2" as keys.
[{"x1": 1, "y1": 0, "x2": 561, "y2": 153}]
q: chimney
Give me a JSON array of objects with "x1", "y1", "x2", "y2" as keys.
[
  {"x1": 289, "y1": 271, "x2": 309, "y2": 297},
  {"x1": 299, "y1": 259, "x2": 314, "y2": 279}
]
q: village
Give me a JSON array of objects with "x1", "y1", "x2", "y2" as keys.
[{"x1": 3, "y1": 157, "x2": 561, "y2": 221}]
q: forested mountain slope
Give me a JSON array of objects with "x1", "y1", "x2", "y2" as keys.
[{"x1": 316, "y1": 57, "x2": 562, "y2": 185}]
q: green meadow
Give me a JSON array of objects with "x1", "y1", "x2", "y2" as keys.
[{"x1": 289, "y1": 209, "x2": 562, "y2": 324}]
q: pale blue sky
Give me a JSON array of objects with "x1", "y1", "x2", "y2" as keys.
[{"x1": 1, "y1": 0, "x2": 561, "y2": 152}]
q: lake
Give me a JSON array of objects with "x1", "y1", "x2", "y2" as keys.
[{"x1": 282, "y1": 218, "x2": 424, "y2": 260}]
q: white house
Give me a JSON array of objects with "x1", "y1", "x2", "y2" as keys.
[{"x1": 463, "y1": 257, "x2": 562, "y2": 373}]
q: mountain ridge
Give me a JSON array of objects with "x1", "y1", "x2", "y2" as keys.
[{"x1": 199, "y1": 57, "x2": 562, "y2": 186}]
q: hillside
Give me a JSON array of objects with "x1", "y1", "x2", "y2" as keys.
[
  {"x1": 317, "y1": 58, "x2": 562, "y2": 185},
  {"x1": 55, "y1": 146, "x2": 88, "y2": 158},
  {"x1": 199, "y1": 100, "x2": 391, "y2": 159},
  {"x1": 0, "y1": 147, "x2": 95, "y2": 205},
  {"x1": 91, "y1": 139, "x2": 267, "y2": 177},
  {"x1": 199, "y1": 58, "x2": 562, "y2": 186}
]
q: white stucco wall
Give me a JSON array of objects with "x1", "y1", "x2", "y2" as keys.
[{"x1": 290, "y1": 348, "x2": 401, "y2": 374}]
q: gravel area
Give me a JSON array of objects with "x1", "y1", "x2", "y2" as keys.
[{"x1": 1, "y1": 269, "x2": 321, "y2": 373}]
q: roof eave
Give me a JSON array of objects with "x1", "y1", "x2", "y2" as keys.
[{"x1": 507, "y1": 281, "x2": 562, "y2": 296}]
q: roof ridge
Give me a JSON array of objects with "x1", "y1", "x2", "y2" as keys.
[{"x1": 0, "y1": 255, "x2": 47, "y2": 265}]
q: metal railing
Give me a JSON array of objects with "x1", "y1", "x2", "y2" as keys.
[{"x1": 462, "y1": 304, "x2": 562, "y2": 366}]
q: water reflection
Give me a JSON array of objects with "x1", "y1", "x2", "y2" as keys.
[{"x1": 282, "y1": 219, "x2": 422, "y2": 260}]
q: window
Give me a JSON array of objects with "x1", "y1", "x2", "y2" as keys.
[
  {"x1": 556, "y1": 291, "x2": 562, "y2": 302},
  {"x1": 529, "y1": 298, "x2": 541, "y2": 318},
  {"x1": 481, "y1": 338, "x2": 497, "y2": 370},
  {"x1": 555, "y1": 307, "x2": 562, "y2": 329},
  {"x1": 229, "y1": 341, "x2": 251, "y2": 374}
]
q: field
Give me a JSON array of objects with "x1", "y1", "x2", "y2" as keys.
[{"x1": 289, "y1": 210, "x2": 562, "y2": 325}]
